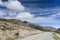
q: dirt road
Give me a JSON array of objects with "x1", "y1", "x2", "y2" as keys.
[{"x1": 16, "y1": 32, "x2": 54, "y2": 40}]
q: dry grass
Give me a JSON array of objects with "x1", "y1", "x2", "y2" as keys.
[
  {"x1": 53, "y1": 32, "x2": 60, "y2": 40},
  {"x1": 6, "y1": 37, "x2": 15, "y2": 40}
]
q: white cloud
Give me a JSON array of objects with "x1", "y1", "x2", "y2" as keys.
[
  {"x1": 0, "y1": 0, "x2": 27, "y2": 19},
  {"x1": 56, "y1": 12, "x2": 60, "y2": 16},
  {"x1": 8, "y1": 11, "x2": 17, "y2": 16},
  {"x1": 29, "y1": 17, "x2": 54, "y2": 23},
  {"x1": 0, "y1": 10, "x2": 7, "y2": 16},
  {"x1": 17, "y1": 12, "x2": 34, "y2": 18},
  {"x1": 16, "y1": 12, "x2": 34, "y2": 21},
  {"x1": 0, "y1": 0, "x2": 3, "y2": 5},
  {"x1": 0, "y1": 9, "x2": 18, "y2": 19},
  {"x1": 4, "y1": 0, "x2": 25, "y2": 11},
  {"x1": 0, "y1": 0, "x2": 25, "y2": 11}
]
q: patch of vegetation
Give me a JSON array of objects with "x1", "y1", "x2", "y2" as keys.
[
  {"x1": 6, "y1": 38, "x2": 15, "y2": 40},
  {"x1": 53, "y1": 32, "x2": 60, "y2": 40}
]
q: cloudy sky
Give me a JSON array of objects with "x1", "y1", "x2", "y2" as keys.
[{"x1": 0, "y1": 0, "x2": 60, "y2": 28}]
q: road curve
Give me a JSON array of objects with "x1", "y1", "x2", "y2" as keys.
[{"x1": 16, "y1": 32, "x2": 54, "y2": 40}]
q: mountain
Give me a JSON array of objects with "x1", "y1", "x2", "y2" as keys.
[
  {"x1": 42, "y1": 26, "x2": 56, "y2": 32},
  {"x1": 55, "y1": 28, "x2": 60, "y2": 33},
  {"x1": 0, "y1": 18, "x2": 58, "y2": 40}
]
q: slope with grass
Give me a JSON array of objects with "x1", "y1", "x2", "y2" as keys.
[
  {"x1": 0, "y1": 19, "x2": 41, "y2": 40},
  {"x1": 53, "y1": 32, "x2": 60, "y2": 40}
]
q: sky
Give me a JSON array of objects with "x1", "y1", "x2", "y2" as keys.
[{"x1": 0, "y1": 0, "x2": 60, "y2": 28}]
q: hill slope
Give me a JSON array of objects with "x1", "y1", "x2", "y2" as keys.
[{"x1": 0, "y1": 18, "x2": 41, "y2": 40}]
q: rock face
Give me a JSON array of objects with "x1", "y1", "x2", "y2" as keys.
[{"x1": 0, "y1": 19, "x2": 41, "y2": 40}]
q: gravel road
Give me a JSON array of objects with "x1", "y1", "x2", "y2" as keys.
[{"x1": 16, "y1": 32, "x2": 54, "y2": 40}]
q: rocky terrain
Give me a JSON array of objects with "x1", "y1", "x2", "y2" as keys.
[{"x1": 0, "y1": 18, "x2": 41, "y2": 40}]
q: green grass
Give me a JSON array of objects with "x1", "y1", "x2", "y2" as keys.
[{"x1": 53, "y1": 32, "x2": 60, "y2": 40}]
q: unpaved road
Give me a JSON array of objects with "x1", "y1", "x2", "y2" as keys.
[{"x1": 16, "y1": 32, "x2": 54, "y2": 40}]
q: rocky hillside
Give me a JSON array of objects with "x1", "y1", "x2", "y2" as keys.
[
  {"x1": 0, "y1": 18, "x2": 58, "y2": 40},
  {"x1": 42, "y1": 26, "x2": 56, "y2": 32},
  {"x1": 0, "y1": 18, "x2": 41, "y2": 40}
]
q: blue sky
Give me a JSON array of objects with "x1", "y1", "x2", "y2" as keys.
[{"x1": 0, "y1": 0, "x2": 60, "y2": 28}]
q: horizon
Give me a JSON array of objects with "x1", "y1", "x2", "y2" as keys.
[{"x1": 0, "y1": 0, "x2": 60, "y2": 28}]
